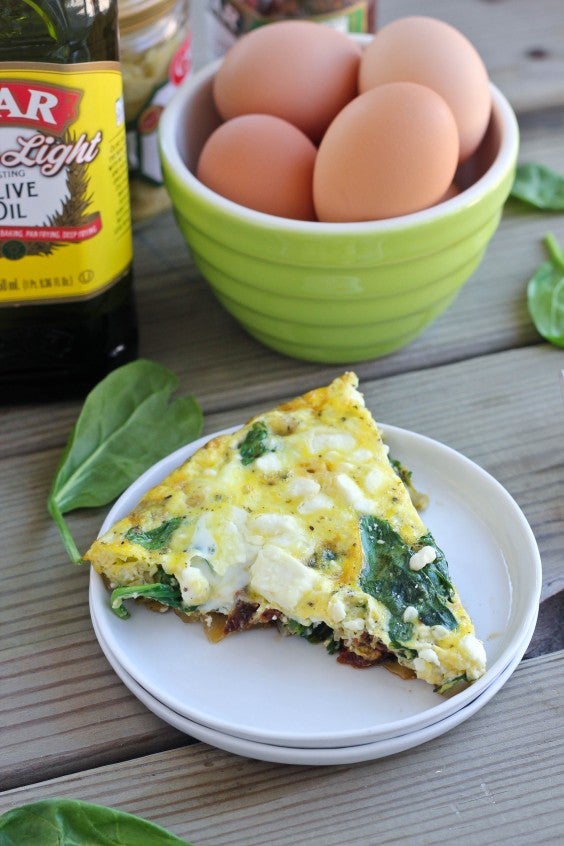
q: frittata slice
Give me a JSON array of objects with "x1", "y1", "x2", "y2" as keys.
[{"x1": 84, "y1": 372, "x2": 486, "y2": 693}]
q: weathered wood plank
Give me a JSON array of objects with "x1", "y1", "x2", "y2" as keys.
[
  {"x1": 1, "y1": 652, "x2": 562, "y2": 846},
  {"x1": 2, "y1": 7, "x2": 564, "y2": 455},
  {"x1": 2, "y1": 345, "x2": 561, "y2": 790},
  {"x1": 1, "y1": 1, "x2": 562, "y2": 823},
  {"x1": 377, "y1": 0, "x2": 564, "y2": 114}
]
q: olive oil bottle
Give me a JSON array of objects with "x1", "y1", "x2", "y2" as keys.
[{"x1": 0, "y1": 0, "x2": 138, "y2": 402}]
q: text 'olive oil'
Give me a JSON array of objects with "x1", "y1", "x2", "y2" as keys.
[{"x1": 0, "y1": 0, "x2": 138, "y2": 402}]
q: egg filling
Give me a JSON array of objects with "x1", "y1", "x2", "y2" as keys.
[{"x1": 86, "y1": 373, "x2": 486, "y2": 693}]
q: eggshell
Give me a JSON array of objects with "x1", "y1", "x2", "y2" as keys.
[
  {"x1": 212, "y1": 20, "x2": 361, "y2": 143},
  {"x1": 439, "y1": 182, "x2": 462, "y2": 203},
  {"x1": 358, "y1": 16, "x2": 491, "y2": 163},
  {"x1": 196, "y1": 113, "x2": 317, "y2": 220},
  {"x1": 313, "y1": 82, "x2": 459, "y2": 222}
]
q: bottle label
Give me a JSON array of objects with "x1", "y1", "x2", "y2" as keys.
[
  {"x1": 206, "y1": 1, "x2": 373, "y2": 58},
  {"x1": 126, "y1": 33, "x2": 192, "y2": 187},
  {"x1": 0, "y1": 61, "x2": 132, "y2": 304}
]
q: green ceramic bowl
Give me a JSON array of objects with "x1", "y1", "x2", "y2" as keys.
[{"x1": 159, "y1": 48, "x2": 519, "y2": 364}]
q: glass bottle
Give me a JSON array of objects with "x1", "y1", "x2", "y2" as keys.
[
  {"x1": 206, "y1": 0, "x2": 377, "y2": 59},
  {"x1": 119, "y1": 0, "x2": 192, "y2": 226},
  {"x1": 0, "y1": 0, "x2": 138, "y2": 403}
]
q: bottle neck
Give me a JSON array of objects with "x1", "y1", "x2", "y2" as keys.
[{"x1": 0, "y1": 0, "x2": 118, "y2": 64}]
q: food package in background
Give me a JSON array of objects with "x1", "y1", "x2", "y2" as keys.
[
  {"x1": 205, "y1": 0, "x2": 377, "y2": 60},
  {"x1": 119, "y1": 0, "x2": 192, "y2": 225}
]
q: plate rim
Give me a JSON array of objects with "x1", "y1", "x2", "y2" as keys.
[
  {"x1": 89, "y1": 422, "x2": 542, "y2": 747},
  {"x1": 91, "y1": 603, "x2": 538, "y2": 765}
]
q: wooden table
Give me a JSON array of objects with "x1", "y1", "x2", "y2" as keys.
[{"x1": 2, "y1": 1, "x2": 563, "y2": 842}]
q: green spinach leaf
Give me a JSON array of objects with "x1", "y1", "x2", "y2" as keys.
[
  {"x1": 238, "y1": 420, "x2": 271, "y2": 465},
  {"x1": 510, "y1": 163, "x2": 564, "y2": 210},
  {"x1": 110, "y1": 581, "x2": 184, "y2": 619},
  {"x1": 358, "y1": 515, "x2": 457, "y2": 647},
  {"x1": 48, "y1": 359, "x2": 203, "y2": 564},
  {"x1": 526, "y1": 232, "x2": 564, "y2": 347},
  {"x1": 0, "y1": 798, "x2": 191, "y2": 845},
  {"x1": 125, "y1": 517, "x2": 184, "y2": 550},
  {"x1": 284, "y1": 619, "x2": 340, "y2": 654},
  {"x1": 110, "y1": 567, "x2": 184, "y2": 619},
  {"x1": 434, "y1": 674, "x2": 468, "y2": 696},
  {"x1": 388, "y1": 616, "x2": 415, "y2": 647}
]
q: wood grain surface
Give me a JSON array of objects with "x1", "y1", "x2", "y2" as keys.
[
  {"x1": 1, "y1": 1, "x2": 563, "y2": 841},
  {"x1": 1, "y1": 652, "x2": 562, "y2": 845}
]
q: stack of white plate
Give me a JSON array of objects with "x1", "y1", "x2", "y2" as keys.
[{"x1": 89, "y1": 424, "x2": 542, "y2": 766}]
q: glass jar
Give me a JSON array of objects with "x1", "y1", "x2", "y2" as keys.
[
  {"x1": 206, "y1": 0, "x2": 377, "y2": 59},
  {"x1": 119, "y1": 0, "x2": 192, "y2": 225},
  {"x1": 0, "y1": 0, "x2": 137, "y2": 402}
]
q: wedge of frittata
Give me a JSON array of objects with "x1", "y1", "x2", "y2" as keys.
[{"x1": 84, "y1": 372, "x2": 486, "y2": 693}]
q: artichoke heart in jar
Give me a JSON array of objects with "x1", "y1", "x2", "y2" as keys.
[{"x1": 119, "y1": 0, "x2": 192, "y2": 224}]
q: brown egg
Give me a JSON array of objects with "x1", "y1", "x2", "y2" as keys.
[
  {"x1": 313, "y1": 82, "x2": 459, "y2": 222},
  {"x1": 212, "y1": 20, "x2": 361, "y2": 143},
  {"x1": 358, "y1": 16, "x2": 491, "y2": 163},
  {"x1": 438, "y1": 182, "x2": 462, "y2": 203},
  {"x1": 196, "y1": 114, "x2": 317, "y2": 220}
]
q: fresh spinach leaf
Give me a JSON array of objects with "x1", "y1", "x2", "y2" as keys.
[
  {"x1": 0, "y1": 798, "x2": 191, "y2": 845},
  {"x1": 434, "y1": 674, "x2": 468, "y2": 696},
  {"x1": 389, "y1": 457, "x2": 412, "y2": 486},
  {"x1": 526, "y1": 232, "x2": 564, "y2": 347},
  {"x1": 284, "y1": 619, "x2": 340, "y2": 654},
  {"x1": 389, "y1": 455, "x2": 429, "y2": 511},
  {"x1": 358, "y1": 515, "x2": 457, "y2": 646},
  {"x1": 285, "y1": 619, "x2": 333, "y2": 643},
  {"x1": 110, "y1": 581, "x2": 184, "y2": 619},
  {"x1": 238, "y1": 420, "x2": 272, "y2": 465},
  {"x1": 510, "y1": 163, "x2": 564, "y2": 210},
  {"x1": 416, "y1": 532, "x2": 454, "y2": 599},
  {"x1": 48, "y1": 359, "x2": 203, "y2": 564},
  {"x1": 125, "y1": 517, "x2": 184, "y2": 550},
  {"x1": 110, "y1": 566, "x2": 184, "y2": 619},
  {"x1": 388, "y1": 615, "x2": 414, "y2": 647}
]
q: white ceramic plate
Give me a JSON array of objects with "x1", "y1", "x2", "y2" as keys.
[
  {"x1": 91, "y1": 603, "x2": 538, "y2": 766},
  {"x1": 89, "y1": 424, "x2": 542, "y2": 748}
]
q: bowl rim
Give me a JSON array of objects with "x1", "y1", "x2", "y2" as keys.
[{"x1": 159, "y1": 38, "x2": 519, "y2": 235}]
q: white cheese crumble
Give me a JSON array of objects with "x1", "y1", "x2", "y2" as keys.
[
  {"x1": 342, "y1": 618, "x2": 365, "y2": 634},
  {"x1": 418, "y1": 647, "x2": 441, "y2": 667},
  {"x1": 403, "y1": 605, "x2": 419, "y2": 623},
  {"x1": 297, "y1": 493, "x2": 334, "y2": 514},
  {"x1": 459, "y1": 634, "x2": 487, "y2": 675},
  {"x1": 248, "y1": 513, "x2": 301, "y2": 545},
  {"x1": 327, "y1": 593, "x2": 348, "y2": 624},
  {"x1": 335, "y1": 473, "x2": 375, "y2": 513},
  {"x1": 307, "y1": 429, "x2": 356, "y2": 454},
  {"x1": 201, "y1": 559, "x2": 249, "y2": 614},
  {"x1": 352, "y1": 448, "x2": 373, "y2": 462},
  {"x1": 409, "y1": 545, "x2": 437, "y2": 571},
  {"x1": 178, "y1": 565, "x2": 210, "y2": 605},
  {"x1": 364, "y1": 466, "x2": 386, "y2": 494},
  {"x1": 255, "y1": 452, "x2": 282, "y2": 473},
  {"x1": 250, "y1": 544, "x2": 319, "y2": 611},
  {"x1": 286, "y1": 477, "x2": 320, "y2": 498},
  {"x1": 413, "y1": 648, "x2": 443, "y2": 676},
  {"x1": 187, "y1": 508, "x2": 248, "y2": 577},
  {"x1": 190, "y1": 514, "x2": 216, "y2": 559}
]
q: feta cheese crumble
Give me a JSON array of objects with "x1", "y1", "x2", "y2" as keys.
[{"x1": 409, "y1": 545, "x2": 437, "y2": 571}]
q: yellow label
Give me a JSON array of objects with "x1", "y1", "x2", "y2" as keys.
[{"x1": 0, "y1": 62, "x2": 133, "y2": 304}]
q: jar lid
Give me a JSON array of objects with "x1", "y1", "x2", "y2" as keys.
[{"x1": 118, "y1": 0, "x2": 181, "y2": 32}]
